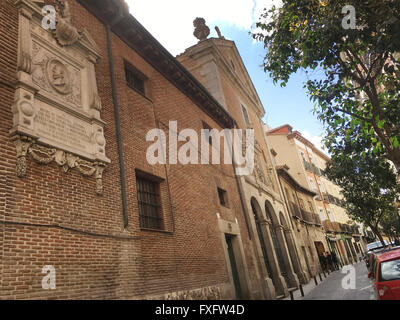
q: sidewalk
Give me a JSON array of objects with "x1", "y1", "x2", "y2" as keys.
[{"x1": 282, "y1": 269, "x2": 338, "y2": 300}]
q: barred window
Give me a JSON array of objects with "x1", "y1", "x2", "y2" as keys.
[
  {"x1": 136, "y1": 176, "x2": 163, "y2": 230},
  {"x1": 125, "y1": 63, "x2": 145, "y2": 95}
]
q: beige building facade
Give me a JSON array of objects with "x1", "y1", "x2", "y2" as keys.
[
  {"x1": 275, "y1": 165, "x2": 328, "y2": 281},
  {"x1": 266, "y1": 125, "x2": 364, "y2": 266}
]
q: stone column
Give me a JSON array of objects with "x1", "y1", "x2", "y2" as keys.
[
  {"x1": 275, "y1": 225, "x2": 300, "y2": 289},
  {"x1": 259, "y1": 220, "x2": 288, "y2": 297},
  {"x1": 338, "y1": 240, "x2": 349, "y2": 265},
  {"x1": 283, "y1": 229, "x2": 309, "y2": 284}
]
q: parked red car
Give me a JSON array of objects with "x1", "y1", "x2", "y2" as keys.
[{"x1": 372, "y1": 248, "x2": 400, "y2": 300}]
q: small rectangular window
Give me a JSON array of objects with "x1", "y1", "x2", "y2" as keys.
[
  {"x1": 136, "y1": 174, "x2": 163, "y2": 230},
  {"x1": 125, "y1": 63, "x2": 146, "y2": 96},
  {"x1": 218, "y1": 187, "x2": 228, "y2": 207}
]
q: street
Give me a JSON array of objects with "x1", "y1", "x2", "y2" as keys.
[{"x1": 302, "y1": 261, "x2": 375, "y2": 300}]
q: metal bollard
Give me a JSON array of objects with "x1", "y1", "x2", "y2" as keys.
[
  {"x1": 314, "y1": 276, "x2": 318, "y2": 286},
  {"x1": 299, "y1": 284, "x2": 305, "y2": 297},
  {"x1": 323, "y1": 271, "x2": 327, "y2": 278},
  {"x1": 290, "y1": 290, "x2": 294, "y2": 300},
  {"x1": 319, "y1": 273, "x2": 323, "y2": 282}
]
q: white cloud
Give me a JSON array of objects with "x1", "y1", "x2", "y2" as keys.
[
  {"x1": 301, "y1": 130, "x2": 327, "y2": 154},
  {"x1": 125, "y1": 0, "x2": 281, "y2": 56}
]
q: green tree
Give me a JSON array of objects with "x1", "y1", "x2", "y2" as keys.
[
  {"x1": 253, "y1": 0, "x2": 400, "y2": 172},
  {"x1": 380, "y1": 207, "x2": 400, "y2": 243},
  {"x1": 324, "y1": 147, "x2": 399, "y2": 247}
]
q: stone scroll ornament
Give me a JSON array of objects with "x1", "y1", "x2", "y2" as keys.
[{"x1": 11, "y1": 0, "x2": 110, "y2": 195}]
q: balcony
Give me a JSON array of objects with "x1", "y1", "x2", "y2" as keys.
[
  {"x1": 313, "y1": 213, "x2": 322, "y2": 226},
  {"x1": 301, "y1": 210, "x2": 314, "y2": 225},
  {"x1": 323, "y1": 220, "x2": 334, "y2": 232},
  {"x1": 331, "y1": 222, "x2": 342, "y2": 233},
  {"x1": 312, "y1": 164, "x2": 321, "y2": 176},
  {"x1": 290, "y1": 202, "x2": 303, "y2": 220},
  {"x1": 339, "y1": 224, "x2": 355, "y2": 234},
  {"x1": 340, "y1": 223, "x2": 350, "y2": 234},
  {"x1": 322, "y1": 193, "x2": 330, "y2": 203}
]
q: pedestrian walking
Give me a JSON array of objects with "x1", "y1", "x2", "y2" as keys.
[
  {"x1": 331, "y1": 251, "x2": 339, "y2": 270},
  {"x1": 326, "y1": 252, "x2": 333, "y2": 272},
  {"x1": 319, "y1": 253, "x2": 327, "y2": 273}
]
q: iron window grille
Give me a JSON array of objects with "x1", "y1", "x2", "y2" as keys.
[
  {"x1": 125, "y1": 63, "x2": 146, "y2": 96},
  {"x1": 136, "y1": 176, "x2": 163, "y2": 230}
]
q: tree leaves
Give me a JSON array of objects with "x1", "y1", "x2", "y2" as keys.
[
  {"x1": 324, "y1": 142, "x2": 400, "y2": 238},
  {"x1": 253, "y1": 0, "x2": 400, "y2": 172}
]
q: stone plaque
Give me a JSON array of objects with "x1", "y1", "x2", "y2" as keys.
[
  {"x1": 35, "y1": 101, "x2": 98, "y2": 158},
  {"x1": 11, "y1": 0, "x2": 110, "y2": 195}
]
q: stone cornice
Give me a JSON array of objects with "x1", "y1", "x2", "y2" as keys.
[
  {"x1": 243, "y1": 175, "x2": 285, "y2": 206},
  {"x1": 288, "y1": 131, "x2": 331, "y2": 162},
  {"x1": 276, "y1": 166, "x2": 317, "y2": 197},
  {"x1": 77, "y1": 0, "x2": 236, "y2": 129}
]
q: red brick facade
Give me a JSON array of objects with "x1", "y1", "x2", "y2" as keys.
[{"x1": 0, "y1": 0, "x2": 263, "y2": 299}]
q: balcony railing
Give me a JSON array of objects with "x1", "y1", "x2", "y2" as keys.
[
  {"x1": 301, "y1": 209, "x2": 314, "y2": 225},
  {"x1": 323, "y1": 220, "x2": 334, "y2": 232},
  {"x1": 322, "y1": 193, "x2": 330, "y2": 203},
  {"x1": 290, "y1": 202, "x2": 303, "y2": 220},
  {"x1": 321, "y1": 192, "x2": 346, "y2": 208},
  {"x1": 312, "y1": 164, "x2": 321, "y2": 176},
  {"x1": 313, "y1": 213, "x2": 322, "y2": 226},
  {"x1": 331, "y1": 222, "x2": 342, "y2": 233}
]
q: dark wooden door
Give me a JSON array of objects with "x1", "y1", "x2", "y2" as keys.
[{"x1": 225, "y1": 234, "x2": 243, "y2": 300}]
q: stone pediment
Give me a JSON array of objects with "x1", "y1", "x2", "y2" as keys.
[
  {"x1": 212, "y1": 40, "x2": 265, "y2": 116},
  {"x1": 11, "y1": 0, "x2": 110, "y2": 195}
]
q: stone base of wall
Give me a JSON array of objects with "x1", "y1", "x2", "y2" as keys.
[{"x1": 142, "y1": 284, "x2": 229, "y2": 300}]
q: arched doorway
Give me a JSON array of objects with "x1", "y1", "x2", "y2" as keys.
[
  {"x1": 265, "y1": 202, "x2": 288, "y2": 283},
  {"x1": 251, "y1": 198, "x2": 273, "y2": 278}
]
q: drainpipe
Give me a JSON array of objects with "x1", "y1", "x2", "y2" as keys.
[{"x1": 105, "y1": 5, "x2": 129, "y2": 228}]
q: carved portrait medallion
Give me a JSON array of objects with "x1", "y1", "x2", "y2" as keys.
[{"x1": 46, "y1": 58, "x2": 71, "y2": 95}]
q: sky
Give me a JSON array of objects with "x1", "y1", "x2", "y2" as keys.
[{"x1": 125, "y1": 0, "x2": 326, "y2": 152}]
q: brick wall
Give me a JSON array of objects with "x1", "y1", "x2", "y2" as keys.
[{"x1": 0, "y1": 0, "x2": 260, "y2": 299}]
